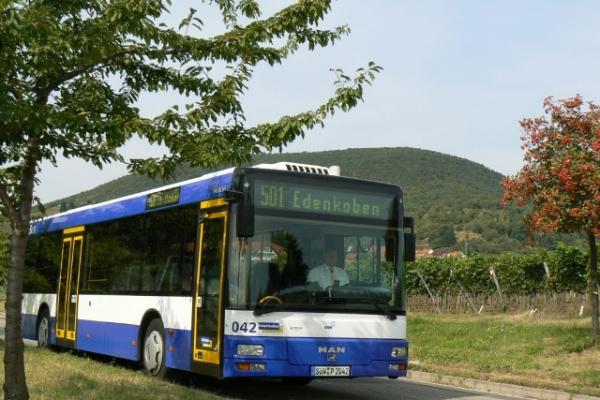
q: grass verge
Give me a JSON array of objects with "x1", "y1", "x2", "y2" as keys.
[
  {"x1": 0, "y1": 292, "x2": 4, "y2": 313},
  {"x1": 408, "y1": 313, "x2": 600, "y2": 397},
  {"x1": 0, "y1": 341, "x2": 231, "y2": 400},
  {"x1": 1, "y1": 312, "x2": 597, "y2": 397}
]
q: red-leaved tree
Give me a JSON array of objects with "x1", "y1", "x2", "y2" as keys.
[{"x1": 502, "y1": 95, "x2": 600, "y2": 338}]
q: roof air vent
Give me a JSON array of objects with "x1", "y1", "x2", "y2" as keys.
[{"x1": 252, "y1": 162, "x2": 341, "y2": 176}]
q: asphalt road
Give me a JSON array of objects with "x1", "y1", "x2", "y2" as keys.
[
  {"x1": 191, "y1": 377, "x2": 520, "y2": 400},
  {"x1": 0, "y1": 312, "x2": 518, "y2": 400}
]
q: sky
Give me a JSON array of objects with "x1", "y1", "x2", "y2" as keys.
[{"x1": 36, "y1": 0, "x2": 600, "y2": 202}]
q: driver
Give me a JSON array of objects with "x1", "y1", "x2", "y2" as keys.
[{"x1": 307, "y1": 248, "x2": 349, "y2": 290}]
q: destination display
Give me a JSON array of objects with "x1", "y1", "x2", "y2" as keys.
[
  {"x1": 254, "y1": 180, "x2": 393, "y2": 220},
  {"x1": 146, "y1": 187, "x2": 181, "y2": 209}
]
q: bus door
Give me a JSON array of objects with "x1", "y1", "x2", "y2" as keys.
[
  {"x1": 55, "y1": 226, "x2": 85, "y2": 347},
  {"x1": 192, "y1": 200, "x2": 228, "y2": 374}
]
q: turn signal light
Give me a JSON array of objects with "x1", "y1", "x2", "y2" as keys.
[
  {"x1": 389, "y1": 363, "x2": 407, "y2": 371},
  {"x1": 236, "y1": 363, "x2": 267, "y2": 372}
]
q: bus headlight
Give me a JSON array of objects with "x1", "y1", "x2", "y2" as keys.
[
  {"x1": 391, "y1": 346, "x2": 407, "y2": 358},
  {"x1": 237, "y1": 344, "x2": 264, "y2": 356}
]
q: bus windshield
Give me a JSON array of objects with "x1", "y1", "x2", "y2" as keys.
[{"x1": 227, "y1": 214, "x2": 402, "y2": 314}]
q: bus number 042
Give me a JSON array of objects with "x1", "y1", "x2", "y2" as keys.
[{"x1": 231, "y1": 321, "x2": 257, "y2": 333}]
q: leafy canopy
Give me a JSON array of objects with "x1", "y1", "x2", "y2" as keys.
[
  {"x1": 502, "y1": 95, "x2": 600, "y2": 236},
  {"x1": 0, "y1": 0, "x2": 381, "y2": 218}
]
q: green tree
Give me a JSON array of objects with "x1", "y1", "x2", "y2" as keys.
[
  {"x1": 429, "y1": 224, "x2": 456, "y2": 249},
  {"x1": 0, "y1": 1, "x2": 381, "y2": 398},
  {"x1": 502, "y1": 95, "x2": 600, "y2": 338}
]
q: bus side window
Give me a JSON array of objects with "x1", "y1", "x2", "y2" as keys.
[{"x1": 140, "y1": 264, "x2": 158, "y2": 292}]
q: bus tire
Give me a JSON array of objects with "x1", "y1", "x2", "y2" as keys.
[
  {"x1": 281, "y1": 377, "x2": 313, "y2": 386},
  {"x1": 142, "y1": 318, "x2": 167, "y2": 378},
  {"x1": 37, "y1": 308, "x2": 51, "y2": 349}
]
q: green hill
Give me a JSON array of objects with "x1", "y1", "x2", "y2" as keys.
[{"x1": 49, "y1": 147, "x2": 581, "y2": 253}]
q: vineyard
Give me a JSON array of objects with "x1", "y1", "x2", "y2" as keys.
[{"x1": 406, "y1": 244, "x2": 595, "y2": 315}]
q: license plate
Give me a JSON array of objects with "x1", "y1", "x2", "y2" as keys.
[{"x1": 311, "y1": 366, "x2": 350, "y2": 377}]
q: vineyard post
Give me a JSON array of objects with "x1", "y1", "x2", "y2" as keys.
[
  {"x1": 416, "y1": 271, "x2": 440, "y2": 313},
  {"x1": 451, "y1": 269, "x2": 478, "y2": 313},
  {"x1": 490, "y1": 268, "x2": 506, "y2": 311}
]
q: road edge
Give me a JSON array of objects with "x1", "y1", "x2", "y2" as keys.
[{"x1": 407, "y1": 371, "x2": 600, "y2": 400}]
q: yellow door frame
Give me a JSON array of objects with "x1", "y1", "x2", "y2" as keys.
[
  {"x1": 192, "y1": 205, "x2": 228, "y2": 365},
  {"x1": 56, "y1": 226, "x2": 84, "y2": 342}
]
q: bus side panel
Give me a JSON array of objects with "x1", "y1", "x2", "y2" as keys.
[
  {"x1": 21, "y1": 293, "x2": 56, "y2": 342},
  {"x1": 76, "y1": 319, "x2": 106, "y2": 354},
  {"x1": 164, "y1": 328, "x2": 193, "y2": 371},
  {"x1": 76, "y1": 295, "x2": 193, "y2": 370}
]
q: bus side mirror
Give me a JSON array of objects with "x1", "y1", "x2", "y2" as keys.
[
  {"x1": 403, "y1": 217, "x2": 415, "y2": 262},
  {"x1": 236, "y1": 203, "x2": 255, "y2": 238}
]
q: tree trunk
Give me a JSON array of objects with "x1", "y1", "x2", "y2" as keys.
[
  {"x1": 3, "y1": 228, "x2": 29, "y2": 400},
  {"x1": 588, "y1": 231, "x2": 600, "y2": 339}
]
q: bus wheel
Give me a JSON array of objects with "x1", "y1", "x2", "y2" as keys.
[
  {"x1": 281, "y1": 377, "x2": 313, "y2": 386},
  {"x1": 142, "y1": 319, "x2": 167, "y2": 378},
  {"x1": 37, "y1": 309, "x2": 50, "y2": 349}
]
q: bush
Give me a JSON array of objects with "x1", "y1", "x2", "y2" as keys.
[{"x1": 407, "y1": 245, "x2": 587, "y2": 296}]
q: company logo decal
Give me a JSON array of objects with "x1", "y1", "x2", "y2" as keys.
[
  {"x1": 319, "y1": 346, "x2": 345, "y2": 363},
  {"x1": 258, "y1": 322, "x2": 281, "y2": 332},
  {"x1": 323, "y1": 321, "x2": 336, "y2": 330}
]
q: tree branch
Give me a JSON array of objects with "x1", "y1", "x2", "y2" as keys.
[{"x1": 35, "y1": 48, "x2": 137, "y2": 103}]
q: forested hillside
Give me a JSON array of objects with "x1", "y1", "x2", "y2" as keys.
[{"x1": 50, "y1": 147, "x2": 582, "y2": 253}]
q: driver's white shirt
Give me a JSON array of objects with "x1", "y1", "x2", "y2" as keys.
[{"x1": 307, "y1": 264, "x2": 350, "y2": 290}]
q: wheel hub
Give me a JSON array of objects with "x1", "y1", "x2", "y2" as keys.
[{"x1": 144, "y1": 331, "x2": 164, "y2": 374}]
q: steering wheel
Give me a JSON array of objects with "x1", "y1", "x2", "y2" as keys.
[{"x1": 258, "y1": 295, "x2": 283, "y2": 305}]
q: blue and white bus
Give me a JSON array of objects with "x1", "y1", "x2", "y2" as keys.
[{"x1": 22, "y1": 162, "x2": 415, "y2": 382}]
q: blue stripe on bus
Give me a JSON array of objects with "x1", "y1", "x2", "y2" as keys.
[
  {"x1": 164, "y1": 326, "x2": 192, "y2": 371},
  {"x1": 23, "y1": 313, "x2": 407, "y2": 378},
  {"x1": 222, "y1": 335, "x2": 408, "y2": 378},
  {"x1": 31, "y1": 172, "x2": 233, "y2": 234},
  {"x1": 21, "y1": 313, "x2": 37, "y2": 341},
  {"x1": 77, "y1": 320, "x2": 138, "y2": 360},
  {"x1": 76, "y1": 319, "x2": 192, "y2": 371},
  {"x1": 22, "y1": 314, "x2": 192, "y2": 371}
]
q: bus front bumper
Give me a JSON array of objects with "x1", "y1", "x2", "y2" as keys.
[{"x1": 222, "y1": 336, "x2": 408, "y2": 379}]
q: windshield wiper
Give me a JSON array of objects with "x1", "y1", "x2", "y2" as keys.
[
  {"x1": 315, "y1": 294, "x2": 398, "y2": 321},
  {"x1": 253, "y1": 302, "x2": 317, "y2": 316},
  {"x1": 253, "y1": 302, "x2": 281, "y2": 316},
  {"x1": 252, "y1": 296, "x2": 398, "y2": 320}
]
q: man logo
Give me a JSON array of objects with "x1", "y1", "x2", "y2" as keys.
[
  {"x1": 318, "y1": 346, "x2": 346, "y2": 354},
  {"x1": 319, "y1": 346, "x2": 345, "y2": 362}
]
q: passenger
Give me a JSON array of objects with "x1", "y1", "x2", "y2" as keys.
[{"x1": 307, "y1": 248, "x2": 349, "y2": 290}]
